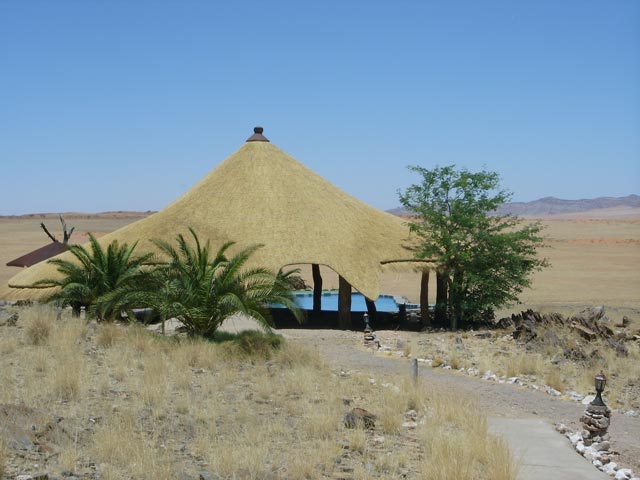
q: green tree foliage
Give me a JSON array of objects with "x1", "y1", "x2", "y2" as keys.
[
  {"x1": 121, "y1": 228, "x2": 303, "y2": 338},
  {"x1": 35, "y1": 234, "x2": 153, "y2": 320},
  {"x1": 399, "y1": 165, "x2": 548, "y2": 328}
]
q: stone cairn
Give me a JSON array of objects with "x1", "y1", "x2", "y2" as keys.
[{"x1": 580, "y1": 403, "x2": 612, "y2": 441}]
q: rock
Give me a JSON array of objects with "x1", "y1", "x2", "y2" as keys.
[
  {"x1": 569, "y1": 432, "x2": 582, "y2": 445},
  {"x1": 494, "y1": 316, "x2": 515, "y2": 329},
  {"x1": 546, "y1": 386, "x2": 562, "y2": 396},
  {"x1": 568, "y1": 391, "x2": 585, "y2": 402},
  {"x1": 575, "y1": 442, "x2": 586, "y2": 454},
  {"x1": 593, "y1": 441, "x2": 611, "y2": 452},
  {"x1": 473, "y1": 331, "x2": 492, "y2": 339},
  {"x1": 372, "y1": 435, "x2": 385, "y2": 445},
  {"x1": 602, "y1": 462, "x2": 618, "y2": 475},
  {"x1": 401, "y1": 421, "x2": 418, "y2": 429},
  {"x1": 482, "y1": 370, "x2": 498, "y2": 381},
  {"x1": 615, "y1": 469, "x2": 633, "y2": 480},
  {"x1": 572, "y1": 323, "x2": 597, "y2": 340},
  {"x1": 555, "y1": 423, "x2": 568, "y2": 434},
  {"x1": 573, "y1": 306, "x2": 607, "y2": 323},
  {"x1": 343, "y1": 408, "x2": 376, "y2": 429},
  {"x1": 513, "y1": 319, "x2": 537, "y2": 343},
  {"x1": 583, "y1": 446, "x2": 601, "y2": 462},
  {"x1": 582, "y1": 395, "x2": 596, "y2": 405},
  {"x1": 404, "y1": 410, "x2": 417, "y2": 420}
]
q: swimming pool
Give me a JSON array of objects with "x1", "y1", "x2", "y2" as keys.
[{"x1": 275, "y1": 290, "x2": 401, "y2": 312}]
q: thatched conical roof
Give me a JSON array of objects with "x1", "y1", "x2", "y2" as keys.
[{"x1": 4, "y1": 128, "x2": 417, "y2": 300}]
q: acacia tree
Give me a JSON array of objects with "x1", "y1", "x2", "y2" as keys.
[{"x1": 398, "y1": 165, "x2": 548, "y2": 329}]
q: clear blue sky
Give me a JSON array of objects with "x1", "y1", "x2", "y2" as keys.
[{"x1": 1, "y1": 0, "x2": 638, "y2": 215}]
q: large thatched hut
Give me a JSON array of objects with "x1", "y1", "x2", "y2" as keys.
[{"x1": 3, "y1": 127, "x2": 425, "y2": 326}]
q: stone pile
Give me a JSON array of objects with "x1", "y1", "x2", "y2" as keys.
[
  {"x1": 581, "y1": 404, "x2": 612, "y2": 438},
  {"x1": 557, "y1": 420, "x2": 639, "y2": 479},
  {"x1": 497, "y1": 306, "x2": 632, "y2": 356},
  {"x1": 363, "y1": 329, "x2": 379, "y2": 349}
]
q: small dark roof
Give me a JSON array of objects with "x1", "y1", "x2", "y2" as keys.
[
  {"x1": 246, "y1": 126, "x2": 270, "y2": 142},
  {"x1": 6, "y1": 242, "x2": 68, "y2": 268}
]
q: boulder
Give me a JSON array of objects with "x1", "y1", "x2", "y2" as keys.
[{"x1": 343, "y1": 408, "x2": 376, "y2": 429}]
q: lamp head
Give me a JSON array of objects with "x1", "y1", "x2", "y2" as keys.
[{"x1": 595, "y1": 371, "x2": 606, "y2": 394}]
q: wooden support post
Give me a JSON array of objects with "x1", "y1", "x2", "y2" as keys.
[
  {"x1": 338, "y1": 276, "x2": 352, "y2": 329},
  {"x1": 420, "y1": 269, "x2": 430, "y2": 327},
  {"x1": 411, "y1": 358, "x2": 418, "y2": 384},
  {"x1": 364, "y1": 297, "x2": 377, "y2": 323},
  {"x1": 312, "y1": 264, "x2": 323, "y2": 313},
  {"x1": 435, "y1": 270, "x2": 448, "y2": 326}
]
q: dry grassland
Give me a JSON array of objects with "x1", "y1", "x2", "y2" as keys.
[{"x1": 0, "y1": 306, "x2": 516, "y2": 480}]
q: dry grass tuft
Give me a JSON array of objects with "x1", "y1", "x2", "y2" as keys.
[
  {"x1": 96, "y1": 323, "x2": 124, "y2": 348},
  {"x1": 23, "y1": 305, "x2": 57, "y2": 345},
  {"x1": 50, "y1": 351, "x2": 83, "y2": 402}
]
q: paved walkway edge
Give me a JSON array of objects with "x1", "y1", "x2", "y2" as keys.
[{"x1": 489, "y1": 417, "x2": 610, "y2": 480}]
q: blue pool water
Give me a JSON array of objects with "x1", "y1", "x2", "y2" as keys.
[{"x1": 273, "y1": 291, "x2": 400, "y2": 312}]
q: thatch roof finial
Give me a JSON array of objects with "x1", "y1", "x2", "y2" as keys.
[{"x1": 246, "y1": 126, "x2": 270, "y2": 142}]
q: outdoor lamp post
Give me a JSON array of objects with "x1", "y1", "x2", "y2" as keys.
[
  {"x1": 591, "y1": 371, "x2": 607, "y2": 407},
  {"x1": 363, "y1": 313, "x2": 371, "y2": 332}
]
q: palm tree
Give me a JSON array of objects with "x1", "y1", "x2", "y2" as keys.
[
  {"x1": 34, "y1": 234, "x2": 153, "y2": 320},
  {"x1": 137, "y1": 228, "x2": 303, "y2": 338}
]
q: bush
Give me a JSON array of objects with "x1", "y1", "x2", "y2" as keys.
[{"x1": 215, "y1": 330, "x2": 284, "y2": 359}]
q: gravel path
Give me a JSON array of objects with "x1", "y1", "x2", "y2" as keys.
[{"x1": 278, "y1": 327, "x2": 640, "y2": 474}]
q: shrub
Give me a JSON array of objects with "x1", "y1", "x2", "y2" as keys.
[{"x1": 215, "y1": 330, "x2": 284, "y2": 359}]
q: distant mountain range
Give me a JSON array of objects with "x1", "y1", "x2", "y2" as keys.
[{"x1": 388, "y1": 195, "x2": 640, "y2": 217}]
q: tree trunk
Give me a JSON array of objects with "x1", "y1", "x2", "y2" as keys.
[
  {"x1": 435, "y1": 270, "x2": 448, "y2": 326},
  {"x1": 364, "y1": 297, "x2": 377, "y2": 324},
  {"x1": 451, "y1": 269, "x2": 464, "y2": 330},
  {"x1": 420, "y1": 269, "x2": 430, "y2": 327},
  {"x1": 338, "y1": 276, "x2": 352, "y2": 329},
  {"x1": 312, "y1": 264, "x2": 323, "y2": 313}
]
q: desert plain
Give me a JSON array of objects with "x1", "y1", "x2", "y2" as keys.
[{"x1": 2, "y1": 209, "x2": 638, "y2": 320}]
